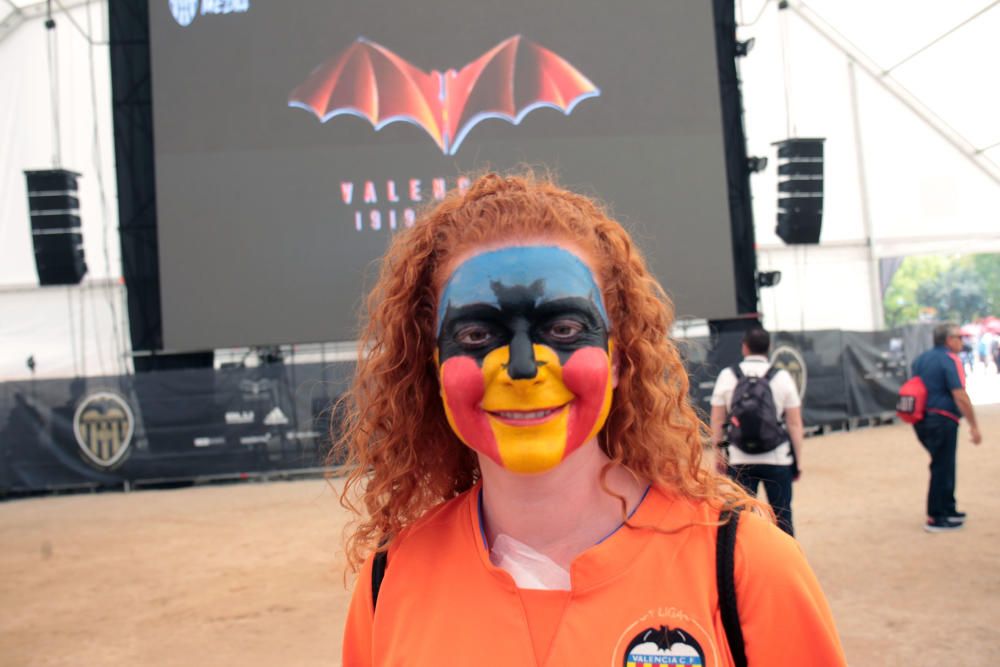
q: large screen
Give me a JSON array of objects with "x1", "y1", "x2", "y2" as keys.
[{"x1": 149, "y1": 0, "x2": 737, "y2": 351}]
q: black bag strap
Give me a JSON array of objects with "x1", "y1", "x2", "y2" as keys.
[
  {"x1": 371, "y1": 549, "x2": 388, "y2": 610},
  {"x1": 717, "y1": 507, "x2": 747, "y2": 667},
  {"x1": 726, "y1": 365, "x2": 745, "y2": 426},
  {"x1": 763, "y1": 365, "x2": 778, "y2": 381}
]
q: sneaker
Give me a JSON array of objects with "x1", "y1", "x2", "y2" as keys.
[
  {"x1": 925, "y1": 517, "x2": 964, "y2": 533},
  {"x1": 948, "y1": 511, "x2": 967, "y2": 524}
]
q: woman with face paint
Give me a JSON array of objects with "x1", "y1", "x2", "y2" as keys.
[{"x1": 337, "y1": 173, "x2": 846, "y2": 666}]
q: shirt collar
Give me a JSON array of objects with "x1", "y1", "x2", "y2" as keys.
[{"x1": 744, "y1": 354, "x2": 769, "y2": 362}]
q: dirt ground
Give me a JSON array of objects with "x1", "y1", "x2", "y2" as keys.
[{"x1": 2, "y1": 405, "x2": 998, "y2": 666}]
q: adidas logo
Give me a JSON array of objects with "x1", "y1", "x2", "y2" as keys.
[{"x1": 263, "y1": 407, "x2": 289, "y2": 426}]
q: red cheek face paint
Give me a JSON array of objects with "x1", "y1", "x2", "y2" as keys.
[
  {"x1": 562, "y1": 346, "x2": 612, "y2": 453},
  {"x1": 439, "y1": 355, "x2": 501, "y2": 465}
]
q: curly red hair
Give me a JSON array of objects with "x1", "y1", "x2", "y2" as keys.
[{"x1": 334, "y1": 172, "x2": 758, "y2": 571}]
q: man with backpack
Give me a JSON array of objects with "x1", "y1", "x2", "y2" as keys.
[
  {"x1": 909, "y1": 323, "x2": 982, "y2": 533},
  {"x1": 710, "y1": 328, "x2": 804, "y2": 536}
]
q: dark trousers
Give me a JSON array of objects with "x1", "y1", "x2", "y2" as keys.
[
  {"x1": 728, "y1": 464, "x2": 795, "y2": 536},
  {"x1": 913, "y1": 414, "x2": 959, "y2": 518}
]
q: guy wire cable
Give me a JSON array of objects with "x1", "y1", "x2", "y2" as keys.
[
  {"x1": 777, "y1": 3, "x2": 794, "y2": 138},
  {"x1": 738, "y1": 0, "x2": 771, "y2": 28},
  {"x1": 85, "y1": 0, "x2": 127, "y2": 375},
  {"x1": 882, "y1": 0, "x2": 1000, "y2": 75},
  {"x1": 45, "y1": 0, "x2": 62, "y2": 167},
  {"x1": 67, "y1": 288, "x2": 79, "y2": 377}
]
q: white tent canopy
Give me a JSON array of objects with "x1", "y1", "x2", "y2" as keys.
[
  {"x1": 1, "y1": 0, "x2": 998, "y2": 378},
  {"x1": 1, "y1": 1, "x2": 126, "y2": 380},
  {"x1": 739, "y1": 0, "x2": 1000, "y2": 330}
]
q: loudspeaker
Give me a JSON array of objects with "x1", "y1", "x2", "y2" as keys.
[
  {"x1": 25, "y1": 169, "x2": 87, "y2": 285},
  {"x1": 774, "y1": 138, "x2": 824, "y2": 244}
]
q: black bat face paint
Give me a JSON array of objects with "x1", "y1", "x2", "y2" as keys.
[
  {"x1": 438, "y1": 281, "x2": 609, "y2": 373},
  {"x1": 435, "y1": 245, "x2": 614, "y2": 473}
]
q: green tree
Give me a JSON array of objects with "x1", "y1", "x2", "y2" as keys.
[
  {"x1": 883, "y1": 253, "x2": 999, "y2": 327},
  {"x1": 965, "y1": 253, "x2": 1000, "y2": 315},
  {"x1": 883, "y1": 256, "x2": 948, "y2": 327},
  {"x1": 916, "y1": 264, "x2": 988, "y2": 323}
]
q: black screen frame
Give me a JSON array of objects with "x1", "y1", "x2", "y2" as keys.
[{"x1": 111, "y1": 0, "x2": 758, "y2": 363}]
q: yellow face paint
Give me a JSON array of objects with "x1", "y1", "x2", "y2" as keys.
[
  {"x1": 435, "y1": 245, "x2": 615, "y2": 473},
  {"x1": 480, "y1": 345, "x2": 575, "y2": 472},
  {"x1": 439, "y1": 342, "x2": 611, "y2": 474}
]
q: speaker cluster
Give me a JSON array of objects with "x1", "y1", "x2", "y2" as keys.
[
  {"x1": 24, "y1": 169, "x2": 87, "y2": 286},
  {"x1": 774, "y1": 138, "x2": 825, "y2": 245}
]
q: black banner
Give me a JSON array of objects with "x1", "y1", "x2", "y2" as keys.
[
  {"x1": 0, "y1": 361, "x2": 353, "y2": 493},
  {"x1": 1, "y1": 325, "x2": 934, "y2": 493},
  {"x1": 687, "y1": 323, "x2": 932, "y2": 427}
]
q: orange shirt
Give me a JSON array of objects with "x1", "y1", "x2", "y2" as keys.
[{"x1": 343, "y1": 485, "x2": 846, "y2": 666}]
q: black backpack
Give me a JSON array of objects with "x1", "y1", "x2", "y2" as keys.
[
  {"x1": 370, "y1": 509, "x2": 749, "y2": 667},
  {"x1": 725, "y1": 365, "x2": 788, "y2": 454}
]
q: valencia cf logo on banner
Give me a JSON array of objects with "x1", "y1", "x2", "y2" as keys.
[
  {"x1": 771, "y1": 345, "x2": 807, "y2": 400},
  {"x1": 73, "y1": 391, "x2": 135, "y2": 469}
]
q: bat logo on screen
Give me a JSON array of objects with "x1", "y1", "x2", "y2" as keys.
[{"x1": 288, "y1": 35, "x2": 600, "y2": 155}]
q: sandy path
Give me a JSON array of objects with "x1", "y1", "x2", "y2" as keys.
[{"x1": 2, "y1": 404, "x2": 998, "y2": 666}]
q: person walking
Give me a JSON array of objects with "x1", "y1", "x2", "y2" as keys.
[
  {"x1": 912, "y1": 323, "x2": 982, "y2": 532},
  {"x1": 710, "y1": 328, "x2": 804, "y2": 536}
]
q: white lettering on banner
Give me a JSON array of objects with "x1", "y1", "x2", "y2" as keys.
[
  {"x1": 225, "y1": 410, "x2": 254, "y2": 425},
  {"x1": 285, "y1": 431, "x2": 320, "y2": 441},
  {"x1": 263, "y1": 407, "x2": 289, "y2": 426},
  {"x1": 193, "y1": 436, "x2": 226, "y2": 447}
]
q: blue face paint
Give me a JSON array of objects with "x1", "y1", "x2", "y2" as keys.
[{"x1": 437, "y1": 246, "x2": 609, "y2": 335}]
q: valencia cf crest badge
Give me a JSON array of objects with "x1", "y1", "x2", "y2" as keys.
[
  {"x1": 73, "y1": 391, "x2": 135, "y2": 469},
  {"x1": 770, "y1": 345, "x2": 807, "y2": 400}
]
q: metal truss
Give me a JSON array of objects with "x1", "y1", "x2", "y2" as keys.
[
  {"x1": 0, "y1": 0, "x2": 94, "y2": 45},
  {"x1": 785, "y1": 0, "x2": 1000, "y2": 187}
]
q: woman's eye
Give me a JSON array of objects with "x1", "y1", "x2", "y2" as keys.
[
  {"x1": 545, "y1": 319, "x2": 585, "y2": 342},
  {"x1": 455, "y1": 325, "x2": 494, "y2": 348}
]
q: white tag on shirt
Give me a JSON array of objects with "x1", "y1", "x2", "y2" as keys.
[{"x1": 489, "y1": 533, "x2": 571, "y2": 590}]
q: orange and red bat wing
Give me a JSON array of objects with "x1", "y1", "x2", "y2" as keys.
[
  {"x1": 290, "y1": 36, "x2": 599, "y2": 155},
  {"x1": 443, "y1": 36, "x2": 600, "y2": 154},
  {"x1": 288, "y1": 37, "x2": 446, "y2": 152}
]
